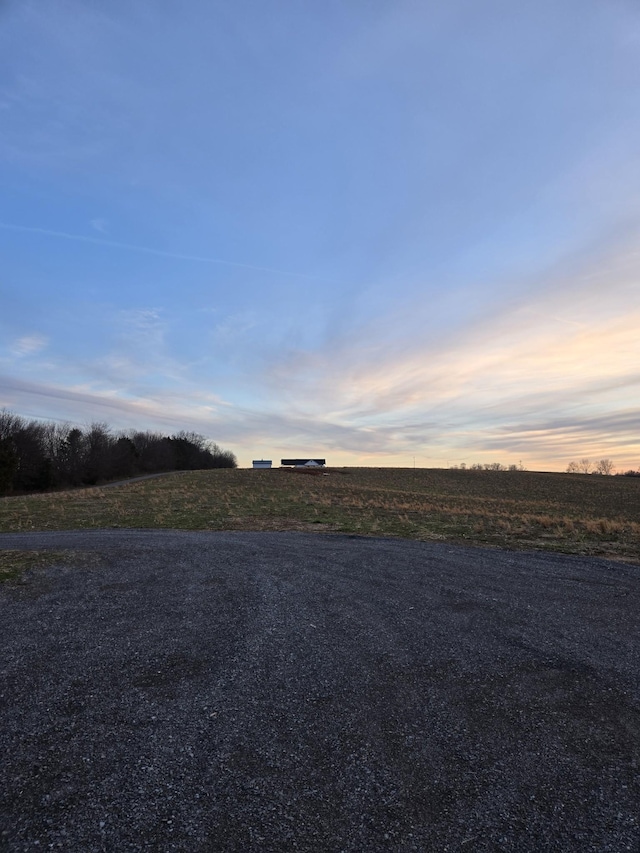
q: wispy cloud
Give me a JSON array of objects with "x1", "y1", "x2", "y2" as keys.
[
  {"x1": 212, "y1": 312, "x2": 258, "y2": 346},
  {"x1": 9, "y1": 334, "x2": 48, "y2": 357},
  {"x1": 1, "y1": 230, "x2": 638, "y2": 469},
  {"x1": 2, "y1": 1, "x2": 639, "y2": 469},
  {"x1": 0, "y1": 221, "x2": 328, "y2": 280},
  {"x1": 90, "y1": 218, "x2": 108, "y2": 234},
  {"x1": 228, "y1": 235, "x2": 640, "y2": 465}
]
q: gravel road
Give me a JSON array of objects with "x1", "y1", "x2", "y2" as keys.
[{"x1": 1, "y1": 530, "x2": 638, "y2": 852}]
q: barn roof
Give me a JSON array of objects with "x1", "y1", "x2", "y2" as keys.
[{"x1": 281, "y1": 458, "x2": 326, "y2": 466}]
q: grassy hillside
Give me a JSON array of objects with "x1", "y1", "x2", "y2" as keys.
[{"x1": 1, "y1": 467, "x2": 639, "y2": 563}]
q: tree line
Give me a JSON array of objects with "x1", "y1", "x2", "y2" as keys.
[
  {"x1": 449, "y1": 462, "x2": 526, "y2": 471},
  {"x1": 0, "y1": 410, "x2": 236, "y2": 495},
  {"x1": 566, "y1": 458, "x2": 613, "y2": 475},
  {"x1": 565, "y1": 458, "x2": 640, "y2": 476}
]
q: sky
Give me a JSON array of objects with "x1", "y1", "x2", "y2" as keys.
[{"x1": 1, "y1": 0, "x2": 639, "y2": 471}]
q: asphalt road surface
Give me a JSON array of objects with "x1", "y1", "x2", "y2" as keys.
[{"x1": 1, "y1": 530, "x2": 638, "y2": 852}]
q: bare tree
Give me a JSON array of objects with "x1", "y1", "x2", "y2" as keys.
[
  {"x1": 566, "y1": 461, "x2": 579, "y2": 473},
  {"x1": 0, "y1": 410, "x2": 21, "y2": 493},
  {"x1": 84, "y1": 422, "x2": 112, "y2": 484},
  {"x1": 58, "y1": 427, "x2": 86, "y2": 485},
  {"x1": 577, "y1": 458, "x2": 592, "y2": 474},
  {"x1": 0, "y1": 436, "x2": 18, "y2": 494},
  {"x1": 0, "y1": 409, "x2": 24, "y2": 440},
  {"x1": 594, "y1": 458, "x2": 615, "y2": 475}
]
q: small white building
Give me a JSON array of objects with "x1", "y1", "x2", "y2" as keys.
[{"x1": 252, "y1": 460, "x2": 272, "y2": 469}]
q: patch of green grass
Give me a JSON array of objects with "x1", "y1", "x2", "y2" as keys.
[
  {"x1": 0, "y1": 550, "x2": 77, "y2": 583},
  {"x1": 1, "y1": 468, "x2": 639, "y2": 563}
]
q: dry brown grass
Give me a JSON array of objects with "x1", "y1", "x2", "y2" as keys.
[{"x1": 1, "y1": 467, "x2": 639, "y2": 565}]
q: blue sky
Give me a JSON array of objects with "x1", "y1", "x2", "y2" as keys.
[{"x1": 1, "y1": 0, "x2": 639, "y2": 470}]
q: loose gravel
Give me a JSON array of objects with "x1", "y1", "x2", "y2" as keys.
[{"x1": 0, "y1": 530, "x2": 638, "y2": 852}]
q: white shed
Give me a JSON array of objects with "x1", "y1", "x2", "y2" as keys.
[{"x1": 252, "y1": 460, "x2": 272, "y2": 469}]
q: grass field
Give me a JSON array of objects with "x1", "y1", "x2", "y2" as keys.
[{"x1": 1, "y1": 467, "x2": 639, "y2": 573}]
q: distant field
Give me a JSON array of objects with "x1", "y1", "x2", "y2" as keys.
[{"x1": 1, "y1": 467, "x2": 639, "y2": 565}]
